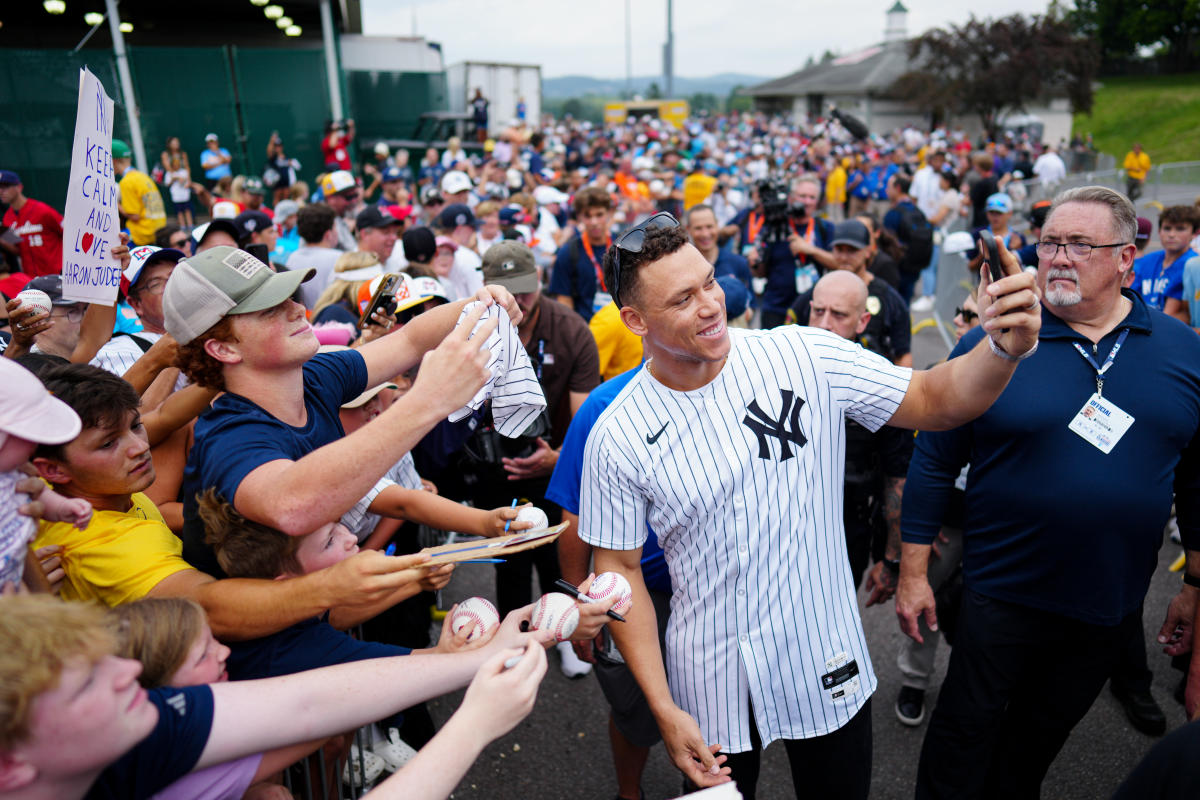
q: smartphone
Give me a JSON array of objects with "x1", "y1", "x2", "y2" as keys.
[
  {"x1": 980, "y1": 235, "x2": 1004, "y2": 284},
  {"x1": 243, "y1": 243, "x2": 270, "y2": 265},
  {"x1": 358, "y1": 272, "x2": 403, "y2": 329}
]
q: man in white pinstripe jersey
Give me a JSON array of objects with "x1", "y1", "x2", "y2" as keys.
[{"x1": 578, "y1": 213, "x2": 1042, "y2": 799}]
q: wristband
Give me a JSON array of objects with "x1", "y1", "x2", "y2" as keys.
[
  {"x1": 1184, "y1": 573, "x2": 1200, "y2": 590},
  {"x1": 883, "y1": 557, "x2": 901, "y2": 576},
  {"x1": 988, "y1": 336, "x2": 1038, "y2": 362}
]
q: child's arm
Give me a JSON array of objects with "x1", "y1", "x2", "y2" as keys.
[
  {"x1": 121, "y1": 335, "x2": 180, "y2": 396},
  {"x1": 16, "y1": 471, "x2": 92, "y2": 529},
  {"x1": 142, "y1": 383, "x2": 218, "y2": 447},
  {"x1": 366, "y1": 485, "x2": 530, "y2": 538}
]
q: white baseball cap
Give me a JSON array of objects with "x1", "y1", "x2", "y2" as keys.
[
  {"x1": 533, "y1": 185, "x2": 569, "y2": 206},
  {"x1": 441, "y1": 170, "x2": 473, "y2": 195},
  {"x1": 321, "y1": 170, "x2": 357, "y2": 196},
  {"x1": 123, "y1": 245, "x2": 186, "y2": 292},
  {"x1": 0, "y1": 359, "x2": 81, "y2": 446}
]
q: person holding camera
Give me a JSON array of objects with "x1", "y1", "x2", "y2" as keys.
[{"x1": 753, "y1": 174, "x2": 836, "y2": 328}]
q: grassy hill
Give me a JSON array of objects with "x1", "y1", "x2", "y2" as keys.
[{"x1": 1072, "y1": 73, "x2": 1200, "y2": 164}]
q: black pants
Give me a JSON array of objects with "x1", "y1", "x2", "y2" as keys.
[
  {"x1": 712, "y1": 698, "x2": 872, "y2": 800},
  {"x1": 916, "y1": 590, "x2": 1141, "y2": 800},
  {"x1": 1111, "y1": 609, "x2": 1153, "y2": 694}
]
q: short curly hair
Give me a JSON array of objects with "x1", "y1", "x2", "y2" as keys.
[
  {"x1": 602, "y1": 222, "x2": 690, "y2": 308},
  {"x1": 175, "y1": 316, "x2": 239, "y2": 392}
]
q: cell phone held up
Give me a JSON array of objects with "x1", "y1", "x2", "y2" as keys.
[
  {"x1": 358, "y1": 272, "x2": 403, "y2": 329},
  {"x1": 980, "y1": 235, "x2": 1004, "y2": 284}
]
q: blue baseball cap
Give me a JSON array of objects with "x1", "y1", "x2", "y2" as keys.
[
  {"x1": 0, "y1": 170, "x2": 20, "y2": 186},
  {"x1": 382, "y1": 166, "x2": 404, "y2": 182},
  {"x1": 717, "y1": 275, "x2": 751, "y2": 319},
  {"x1": 985, "y1": 193, "x2": 1012, "y2": 213}
]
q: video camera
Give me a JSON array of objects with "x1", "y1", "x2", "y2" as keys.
[{"x1": 757, "y1": 178, "x2": 807, "y2": 244}]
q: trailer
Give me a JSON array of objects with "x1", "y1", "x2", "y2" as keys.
[{"x1": 447, "y1": 61, "x2": 542, "y2": 136}]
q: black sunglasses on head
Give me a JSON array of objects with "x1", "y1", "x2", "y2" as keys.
[{"x1": 612, "y1": 212, "x2": 680, "y2": 306}]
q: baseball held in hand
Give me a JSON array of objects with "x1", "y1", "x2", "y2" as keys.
[
  {"x1": 449, "y1": 597, "x2": 500, "y2": 642},
  {"x1": 531, "y1": 592, "x2": 580, "y2": 642},
  {"x1": 515, "y1": 505, "x2": 549, "y2": 531},
  {"x1": 587, "y1": 571, "x2": 634, "y2": 615},
  {"x1": 15, "y1": 289, "x2": 52, "y2": 317}
]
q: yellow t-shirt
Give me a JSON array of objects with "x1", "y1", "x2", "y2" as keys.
[
  {"x1": 826, "y1": 166, "x2": 848, "y2": 205},
  {"x1": 34, "y1": 492, "x2": 193, "y2": 606},
  {"x1": 588, "y1": 301, "x2": 643, "y2": 382},
  {"x1": 119, "y1": 169, "x2": 167, "y2": 245},
  {"x1": 1123, "y1": 151, "x2": 1151, "y2": 181},
  {"x1": 682, "y1": 173, "x2": 718, "y2": 211}
]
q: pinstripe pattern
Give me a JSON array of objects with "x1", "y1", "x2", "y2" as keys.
[
  {"x1": 91, "y1": 332, "x2": 189, "y2": 391},
  {"x1": 578, "y1": 325, "x2": 910, "y2": 751},
  {"x1": 341, "y1": 454, "x2": 424, "y2": 542},
  {"x1": 447, "y1": 302, "x2": 547, "y2": 436}
]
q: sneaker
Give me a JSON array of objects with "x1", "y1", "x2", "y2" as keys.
[
  {"x1": 372, "y1": 727, "x2": 418, "y2": 772},
  {"x1": 556, "y1": 640, "x2": 593, "y2": 679},
  {"x1": 911, "y1": 295, "x2": 935, "y2": 312},
  {"x1": 895, "y1": 686, "x2": 926, "y2": 726}
]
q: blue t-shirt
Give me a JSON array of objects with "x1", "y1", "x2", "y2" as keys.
[
  {"x1": 179, "y1": 349, "x2": 368, "y2": 577},
  {"x1": 545, "y1": 366, "x2": 671, "y2": 594},
  {"x1": 712, "y1": 248, "x2": 751, "y2": 290},
  {"x1": 418, "y1": 164, "x2": 444, "y2": 186},
  {"x1": 1133, "y1": 249, "x2": 1187, "y2": 311},
  {"x1": 228, "y1": 614, "x2": 410, "y2": 681},
  {"x1": 549, "y1": 235, "x2": 608, "y2": 321},
  {"x1": 86, "y1": 686, "x2": 214, "y2": 800},
  {"x1": 1182, "y1": 252, "x2": 1200, "y2": 327},
  {"x1": 202, "y1": 148, "x2": 232, "y2": 182}
]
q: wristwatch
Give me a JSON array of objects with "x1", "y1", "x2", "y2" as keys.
[{"x1": 882, "y1": 557, "x2": 901, "y2": 576}]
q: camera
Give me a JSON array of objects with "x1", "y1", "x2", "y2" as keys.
[{"x1": 757, "y1": 178, "x2": 807, "y2": 244}]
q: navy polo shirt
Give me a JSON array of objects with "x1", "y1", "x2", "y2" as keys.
[{"x1": 903, "y1": 290, "x2": 1200, "y2": 624}]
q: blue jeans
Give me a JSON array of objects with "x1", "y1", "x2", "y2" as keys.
[{"x1": 920, "y1": 243, "x2": 941, "y2": 298}]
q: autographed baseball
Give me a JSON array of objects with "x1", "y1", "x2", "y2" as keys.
[
  {"x1": 515, "y1": 505, "x2": 549, "y2": 531},
  {"x1": 15, "y1": 289, "x2": 52, "y2": 317},
  {"x1": 587, "y1": 571, "x2": 634, "y2": 615},
  {"x1": 530, "y1": 592, "x2": 580, "y2": 642},
  {"x1": 449, "y1": 597, "x2": 500, "y2": 643}
]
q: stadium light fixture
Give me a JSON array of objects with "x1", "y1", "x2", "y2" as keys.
[
  {"x1": 250, "y1": 0, "x2": 269, "y2": 5},
  {"x1": 264, "y1": 5, "x2": 284, "y2": 19},
  {"x1": 119, "y1": 21, "x2": 132, "y2": 33},
  {"x1": 276, "y1": 16, "x2": 292, "y2": 29},
  {"x1": 285, "y1": 25, "x2": 301, "y2": 36},
  {"x1": 83, "y1": 11, "x2": 104, "y2": 25},
  {"x1": 44, "y1": 0, "x2": 67, "y2": 14}
]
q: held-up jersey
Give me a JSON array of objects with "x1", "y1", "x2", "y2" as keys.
[{"x1": 579, "y1": 326, "x2": 911, "y2": 751}]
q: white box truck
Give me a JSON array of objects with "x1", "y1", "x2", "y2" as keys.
[{"x1": 447, "y1": 61, "x2": 542, "y2": 136}]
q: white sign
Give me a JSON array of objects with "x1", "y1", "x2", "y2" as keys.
[{"x1": 61, "y1": 67, "x2": 122, "y2": 305}]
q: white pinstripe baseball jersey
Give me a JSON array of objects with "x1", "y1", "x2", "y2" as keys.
[
  {"x1": 91, "y1": 332, "x2": 189, "y2": 392},
  {"x1": 579, "y1": 325, "x2": 911, "y2": 751},
  {"x1": 341, "y1": 453, "x2": 424, "y2": 542}
]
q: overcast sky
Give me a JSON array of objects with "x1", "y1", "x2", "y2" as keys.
[{"x1": 361, "y1": 0, "x2": 1055, "y2": 79}]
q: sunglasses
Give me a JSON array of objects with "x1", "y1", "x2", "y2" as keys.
[
  {"x1": 612, "y1": 212, "x2": 680, "y2": 306},
  {"x1": 955, "y1": 306, "x2": 978, "y2": 323}
]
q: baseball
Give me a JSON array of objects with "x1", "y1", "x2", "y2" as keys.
[
  {"x1": 587, "y1": 571, "x2": 634, "y2": 615},
  {"x1": 449, "y1": 597, "x2": 500, "y2": 643},
  {"x1": 515, "y1": 505, "x2": 549, "y2": 531},
  {"x1": 15, "y1": 289, "x2": 52, "y2": 317},
  {"x1": 530, "y1": 592, "x2": 579, "y2": 642}
]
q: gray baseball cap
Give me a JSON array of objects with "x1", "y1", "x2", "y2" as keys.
[
  {"x1": 481, "y1": 240, "x2": 539, "y2": 294},
  {"x1": 163, "y1": 245, "x2": 314, "y2": 344}
]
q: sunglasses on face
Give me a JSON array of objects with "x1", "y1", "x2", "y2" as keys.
[{"x1": 612, "y1": 212, "x2": 680, "y2": 306}]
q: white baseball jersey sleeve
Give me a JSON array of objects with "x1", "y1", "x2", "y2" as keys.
[{"x1": 579, "y1": 326, "x2": 911, "y2": 751}]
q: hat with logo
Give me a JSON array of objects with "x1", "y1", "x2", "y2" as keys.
[
  {"x1": 162, "y1": 245, "x2": 315, "y2": 344},
  {"x1": 26, "y1": 274, "x2": 76, "y2": 306},
  {"x1": 274, "y1": 200, "x2": 301, "y2": 221},
  {"x1": 398, "y1": 276, "x2": 449, "y2": 313},
  {"x1": 830, "y1": 220, "x2": 871, "y2": 250},
  {"x1": 1027, "y1": 200, "x2": 1052, "y2": 229},
  {"x1": 0, "y1": 359, "x2": 81, "y2": 447},
  {"x1": 402, "y1": 227, "x2": 437, "y2": 264},
  {"x1": 441, "y1": 170, "x2": 473, "y2": 195},
  {"x1": 123, "y1": 244, "x2": 186, "y2": 293},
  {"x1": 211, "y1": 200, "x2": 240, "y2": 220},
  {"x1": 435, "y1": 203, "x2": 477, "y2": 231},
  {"x1": 373, "y1": 142, "x2": 390, "y2": 157},
  {"x1": 192, "y1": 218, "x2": 241, "y2": 248},
  {"x1": 320, "y1": 170, "x2": 357, "y2": 197},
  {"x1": 242, "y1": 176, "x2": 265, "y2": 196},
  {"x1": 499, "y1": 206, "x2": 526, "y2": 226},
  {"x1": 356, "y1": 272, "x2": 413, "y2": 319},
  {"x1": 0, "y1": 171, "x2": 21, "y2": 187},
  {"x1": 234, "y1": 210, "x2": 274, "y2": 243},
  {"x1": 111, "y1": 139, "x2": 132, "y2": 160},
  {"x1": 355, "y1": 205, "x2": 401, "y2": 231},
  {"x1": 985, "y1": 193, "x2": 1012, "y2": 213},
  {"x1": 1136, "y1": 216, "x2": 1153, "y2": 241},
  {"x1": 533, "y1": 185, "x2": 569, "y2": 206},
  {"x1": 382, "y1": 166, "x2": 405, "y2": 183},
  {"x1": 481, "y1": 240, "x2": 539, "y2": 294}
]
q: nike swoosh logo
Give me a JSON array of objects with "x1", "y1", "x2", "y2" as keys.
[{"x1": 646, "y1": 422, "x2": 669, "y2": 444}]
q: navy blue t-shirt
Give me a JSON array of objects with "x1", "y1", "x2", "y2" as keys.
[
  {"x1": 179, "y1": 349, "x2": 368, "y2": 576},
  {"x1": 712, "y1": 248, "x2": 751, "y2": 290},
  {"x1": 760, "y1": 219, "x2": 833, "y2": 315},
  {"x1": 546, "y1": 366, "x2": 671, "y2": 594},
  {"x1": 227, "y1": 614, "x2": 411, "y2": 681},
  {"x1": 86, "y1": 686, "x2": 214, "y2": 800},
  {"x1": 549, "y1": 235, "x2": 608, "y2": 321}
]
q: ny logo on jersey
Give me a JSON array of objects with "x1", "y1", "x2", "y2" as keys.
[{"x1": 742, "y1": 389, "x2": 808, "y2": 461}]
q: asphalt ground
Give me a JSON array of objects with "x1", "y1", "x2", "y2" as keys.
[{"x1": 424, "y1": 317, "x2": 1193, "y2": 800}]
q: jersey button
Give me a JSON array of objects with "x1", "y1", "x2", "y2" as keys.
[
  {"x1": 739, "y1": 633, "x2": 749, "y2": 642},
  {"x1": 737, "y1": 588, "x2": 746, "y2": 597}
]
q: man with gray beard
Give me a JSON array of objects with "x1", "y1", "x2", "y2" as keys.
[{"x1": 897, "y1": 186, "x2": 1200, "y2": 799}]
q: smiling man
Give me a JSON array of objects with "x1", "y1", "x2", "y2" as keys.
[{"x1": 578, "y1": 212, "x2": 1041, "y2": 799}]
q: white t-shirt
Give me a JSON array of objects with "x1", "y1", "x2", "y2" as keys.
[{"x1": 288, "y1": 246, "x2": 344, "y2": 310}]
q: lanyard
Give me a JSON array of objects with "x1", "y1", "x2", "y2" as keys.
[
  {"x1": 1071, "y1": 329, "x2": 1128, "y2": 397},
  {"x1": 581, "y1": 234, "x2": 611, "y2": 292},
  {"x1": 747, "y1": 212, "x2": 764, "y2": 244}
]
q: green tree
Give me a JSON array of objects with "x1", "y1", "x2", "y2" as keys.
[
  {"x1": 727, "y1": 85, "x2": 754, "y2": 113},
  {"x1": 646, "y1": 82, "x2": 663, "y2": 99},
  {"x1": 889, "y1": 13, "x2": 1099, "y2": 139},
  {"x1": 1069, "y1": 0, "x2": 1200, "y2": 73}
]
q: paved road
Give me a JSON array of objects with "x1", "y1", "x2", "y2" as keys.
[{"x1": 425, "y1": 319, "x2": 1193, "y2": 800}]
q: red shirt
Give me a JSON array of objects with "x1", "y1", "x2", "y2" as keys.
[
  {"x1": 321, "y1": 134, "x2": 352, "y2": 171},
  {"x1": 3, "y1": 198, "x2": 64, "y2": 277}
]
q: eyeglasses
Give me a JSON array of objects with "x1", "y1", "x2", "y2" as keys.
[
  {"x1": 955, "y1": 306, "x2": 978, "y2": 323},
  {"x1": 169, "y1": 237, "x2": 190, "y2": 249},
  {"x1": 1035, "y1": 241, "x2": 1129, "y2": 261},
  {"x1": 612, "y1": 212, "x2": 680, "y2": 306},
  {"x1": 133, "y1": 277, "x2": 169, "y2": 296},
  {"x1": 51, "y1": 306, "x2": 85, "y2": 323}
]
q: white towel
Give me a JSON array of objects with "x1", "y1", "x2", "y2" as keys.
[{"x1": 447, "y1": 302, "x2": 547, "y2": 437}]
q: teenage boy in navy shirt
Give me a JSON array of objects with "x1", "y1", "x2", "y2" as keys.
[{"x1": 1131, "y1": 204, "x2": 1200, "y2": 322}]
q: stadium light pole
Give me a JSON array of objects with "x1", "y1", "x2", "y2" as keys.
[
  {"x1": 104, "y1": 0, "x2": 148, "y2": 173},
  {"x1": 663, "y1": 0, "x2": 673, "y2": 98},
  {"x1": 625, "y1": 0, "x2": 632, "y2": 97}
]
